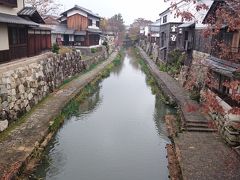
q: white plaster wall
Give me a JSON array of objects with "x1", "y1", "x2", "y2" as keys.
[
  {"x1": 0, "y1": 0, "x2": 24, "y2": 15},
  {"x1": 67, "y1": 10, "x2": 87, "y2": 17},
  {"x1": 160, "y1": 10, "x2": 182, "y2": 25},
  {"x1": 159, "y1": 0, "x2": 213, "y2": 27},
  {"x1": 0, "y1": 24, "x2": 9, "y2": 50},
  {"x1": 88, "y1": 16, "x2": 100, "y2": 29},
  {"x1": 69, "y1": 35, "x2": 74, "y2": 41},
  {"x1": 144, "y1": 26, "x2": 149, "y2": 36}
]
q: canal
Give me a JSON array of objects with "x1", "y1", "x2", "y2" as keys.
[{"x1": 32, "y1": 49, "x2": 175, "y2": 180}]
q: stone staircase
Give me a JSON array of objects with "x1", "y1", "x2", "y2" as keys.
[{"x1": 183, "y1": 120, "x2": 217, "y2": 132}]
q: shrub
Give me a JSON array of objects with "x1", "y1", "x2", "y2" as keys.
[
  {"x1": 52, "y1": 43, "x2": 60, "y2": 54},
  {"x1": 91, "y1": 48, "x2": 97, "y2": 53}
]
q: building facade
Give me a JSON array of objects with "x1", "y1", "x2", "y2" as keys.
[
  {"x1": 0, "y1": 0, "x2": 51, "y2": 63},
  {"x1": 158, "y1": 7, "x2": 183, "y2": 63},
  {"x1": 52, "y1": 5, "x2": 102, "y2": 47}
]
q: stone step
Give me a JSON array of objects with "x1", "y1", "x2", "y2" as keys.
[
  {"x1": 183, "y1": 127, "x2": 217, "y2": 133},
  {"x1": 185, "y1": 120, "x2": 209, "y2": 124},
  {"x1": 185, "y1": 123, "x2": 209, "y2": 128}
]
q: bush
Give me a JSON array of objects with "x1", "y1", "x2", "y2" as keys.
[
  {"x1": 190, "y1": 90, "x2": 201, "y2": 102},
  {"x1": 91, "y1": 48, "x2": 97, "y2": 53},
  {"x1": 158, "y1": 49, "x2": 186, "y2": 76},
  {"x1": 52, "y1": 43, "x2": 60, "y2": 54}
]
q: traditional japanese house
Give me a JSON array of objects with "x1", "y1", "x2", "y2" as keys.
[
  {"x1": 52, "y1": 5, "x2": 102, "y2": 46},
  {"x1": 175, "y1": 0, "x2": 213, "y2": 65},
  {"x1": 158, "y1": 7, "x2": 183, "y2": 63},
  {"x1": 0, "y1": 0, "x2": 51, "y2": 63},
  {"x1": 200, "y1": 0, "x2": 240, "y2": 108},
  {"x1": 147, "y1": 20, "x2": 161, "y2": 45}
]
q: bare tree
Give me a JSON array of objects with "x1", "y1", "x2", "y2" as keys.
[{"x1": 24, "y1": 0, "x2": 62, "y2": 17}]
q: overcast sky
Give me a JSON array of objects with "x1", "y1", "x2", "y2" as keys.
[{"x1": 57, "y1": 0, "x2": 170, "y2": 25}]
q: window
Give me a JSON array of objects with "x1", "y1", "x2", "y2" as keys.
[
  {"x1": 96, "y1": 21, "x2": 100, "y2": 27},
  {"x1": 8, "y1": 27, "x2": 27, "y2": 45},
  {"x1": 161, "y1": 32, "x2": 166, "y2": 47},
  {"x1": 88, "y1": 19, "x2": 93, "y2": 26},
  {"x1": 163, "y1": 15, "x2": 167, "y2": 23},
  {"x1": 0, "y1": 0, "x2": 17, "y2": 7}
]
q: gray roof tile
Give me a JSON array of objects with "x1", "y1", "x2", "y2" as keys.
[{"x1": 0, "y1": 12, "x2": 38, "y2": 26}]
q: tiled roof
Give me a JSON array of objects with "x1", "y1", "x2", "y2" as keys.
[
  {"x1": 51, "y1": 24, "x2": 86, "y2": 35},
  {"x1": 18, "y1": 7, "x2": 36, "y2": 16},
  {"x1": 0, "y1": 12, "x2": 38, "y2": 26},
  {"x1": 61, "y1": 5, "x2": 101, "y2": 18},
  {"x1": 87, "y1": 28, "x2": 102, "y2": 33},
  {"x1": 203, "y1": 0, "x2": 239, "y2": 24},
  {"x1": 18, "y1": 7, "x2": 45, "y2": 24},
  {"x1": 205, "y1": 56, "x2": 240, "y2": 77},
  {"x1": 74, "y1": 31, "x2": 86, "y2": 35}
]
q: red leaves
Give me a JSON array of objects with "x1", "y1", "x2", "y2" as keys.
[
  {"x1": 196, "y1": 3, "x2": 209, "y2": 12},
  {"x1": 185, "y1": 103, "x2": 198, "y2": 113},
  {"x1": 176, "y1": 10, "x2": 195, "y2": 21},
  {"x1": 228, "y1": 107, "x2": 240, "y2": 115},
  {"x1": 2, "y1": 161, "x2": 21, "y2": 180},
  {"x1": 202, "y1": 90, "x2": 225, "y2": 115}
]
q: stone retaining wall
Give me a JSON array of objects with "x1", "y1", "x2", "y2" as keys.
[
  {"x1": 139, "y1": 40, "x2": 160, "y2": 63},
  {"x1": 0, "y1": 48, "x2": 108, "y2": 125}
]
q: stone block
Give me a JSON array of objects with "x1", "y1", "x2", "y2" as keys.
[{"x1": 0, "y1": 120, "x2": 8, "y2": 132}]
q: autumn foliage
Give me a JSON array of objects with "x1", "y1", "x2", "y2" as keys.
[{"x1": 167, "y1": 0, "x2": 240, "y2": 117}]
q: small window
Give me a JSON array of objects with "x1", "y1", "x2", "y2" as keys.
[
  {"x1": 88, "y1": 19, "x2": 93, "y2": 26},
  {"x1": 96, "y1": 21, "x2": 100, "y2": 27},
  {"x1": 163, "y1": 15, "x2": 167, "y2": 23},
  {"x1": 8, "y1": 27, "x2": 27, "y2": 45},
  {"x1": 0, "y1": 0, "x2": 17, "y2": 7}
]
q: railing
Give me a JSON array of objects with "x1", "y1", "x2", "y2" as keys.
[{"x1": 0, "y1": 0, "x2": 17, "y2": 7}]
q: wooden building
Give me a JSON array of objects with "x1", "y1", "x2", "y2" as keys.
[
  {"x1": 0, "y1": 0, "x2": 51, "y2": 63},
  {"x1": 201, "y1": 0, "x2": 240, "y2": 107},
  {"x1": 158, "y1": 7, "x2": 183, "y2": 63},
  {"x1": 52, "y1": 5, "x2": 102, "y2": 47}
]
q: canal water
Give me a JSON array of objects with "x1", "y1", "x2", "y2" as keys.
[{"x1": 32, "y1": 50, "x2": 175, "y2": 180}]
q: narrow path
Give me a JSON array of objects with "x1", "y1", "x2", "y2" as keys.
[
  {"x1": 137, "y1": 46, "x2": 240, "y2": 180},
  {"x1": 0, "y1": 51, "x2": 119, "y2": 178}
]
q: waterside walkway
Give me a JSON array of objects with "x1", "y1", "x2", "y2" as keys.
[{"x1": 138, "y1": 46, "x2": 240, "y2": 180}]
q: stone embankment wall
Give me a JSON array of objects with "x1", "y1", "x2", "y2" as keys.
[
  {"x1": 0, "y1": 48, "x2": 108, "y2": 125},
  {"x1": 139, "y1": 40, "x2": 159, "y2": 62}
]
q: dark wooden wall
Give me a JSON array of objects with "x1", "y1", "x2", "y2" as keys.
[
  {"x1": 28, "y1": 30, "x2": 51, "y2": 57},
  {"x1": 0, "y1": 27, "x2": 51, "y2": 64}
]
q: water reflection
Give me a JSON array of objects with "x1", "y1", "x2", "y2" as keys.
[
  {"x1": 32, "y1": 50, "x2": 175, "y2": 180},
  {"x1": 111, "y1": 56, "x2": 125, "y2": 76},
  {"x1": 77, "y1": 89, "x2": 102, "y2": 120},
  {"x1": 153, "y1": 93, "x2": 175, "y2": 140}
]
